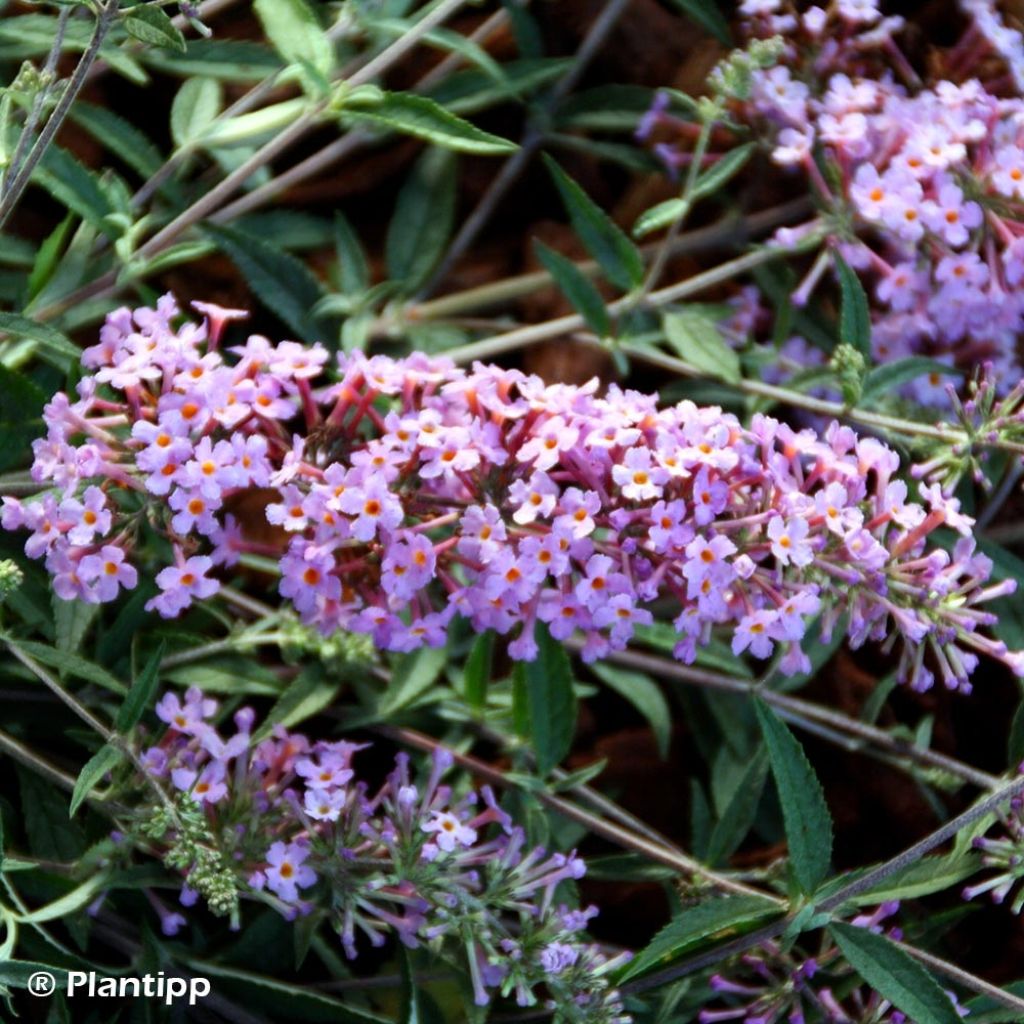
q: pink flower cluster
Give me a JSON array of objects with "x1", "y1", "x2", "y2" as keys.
[
  {"x1": 749, "y1": 0, "x2": 1024, "y2": 398},
  {"x1": 2, "y1": 297, "x2": 1021, "y2": 693},
  {"x1": 643, "y1": 0, "x2": 1024, "y2": 403}
]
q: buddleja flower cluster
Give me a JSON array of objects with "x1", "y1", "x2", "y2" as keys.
[
  {"x1": 963, "y1": 768, "x2": 1024, "y2": 914},
  {"x1": 2, "y1": 296, "x2": 1022, "y2": 693},
  {"x1": 642, "y1": 0, "x2": 1024, "y2": 404},
  {"x1": 129, "y1": 687, "x2": 630, "y2": 1019},
  {"x1": 700, "y1": 903, "x2": 967, "y2": 1023}
]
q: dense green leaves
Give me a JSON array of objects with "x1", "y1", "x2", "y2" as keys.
[
  {"x1": 830, "y1": 922, "x2": 965, "y2": 1024},
  {"x1": 754, "y1": 698, "x2": 833, "y2": 894},
  {"x1": 543, "y1": 155, "x2": 644, "y2": 292}
]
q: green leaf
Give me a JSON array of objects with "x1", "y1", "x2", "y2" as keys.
[
  {"x1": 754, "y1": 698, "x2": 833, "y2": 894},
  {"x1": 666, "y1": 0, "x2": 732, "y2": 44},
  {"x1": 830, "y1": 922, "x2": 965, "y2": 1024},
  {"x1": 334, "y1": 213, "x2": 369, "y2": 295},
  {"x1": 0, "y1": 961, "x2": 70, "y2": 990},
  {"x1": 26, "y1": 214, "x2": 74, "y2": 303},
  {"x1": 171, "y1": 77, "x2": 222, "y2": 149},
  {"x1": 253, "y1": 666, "x2": 339, "y2": 743},
  {"x1": 706, "y1": 747, "x2": 769, "y2": 866},
  {"x1": 515, "y1": 623, "x2": 577, "y2": 775},
  {"x1": 0, "y1": 313, "x2": 78, "y2": 371},
  {"x1": 861, "y1": 357, "x2": 961, "y2": 403},
  {"x1": 617, "y1": 895, "x2": 780, "y2": 983},
  {"x1": 834, "y1": 852, "x2": 980, "y2": 907},
  {"x1": 33, "y1": 146, "x2": 113, "y2": 233},
  {"x1": 543, "y1": 155, "x2": 643, "y2": 291},
  {"x1": 205, "y1": 224, "x2": 326, "y2": 342},
  {"x1": 344, "y1": 92, "x2": 517, "y2": 155},
  {"x1": 588, "y1": 663, "x2": 670, "y2": 758},
  {"x1": 6, "y1": 639, "x2": 126, "y2": 696},
  {"x1": 124, "y1": 6, "x2": 187, "y2": 53},
  {"x1": 69, "y1": 744, "x2": 123, "y2": 818},
  {"x1": 386, "y1": 148, "x2": 456, "y2": 292},
  {"x1": 463, "y1": 631, "x2": 493, "y2": 712},
  {"x1": 53, "y1": 594, "x2": 98, "y2": 655},
  {"x1": 534, "y1": 240, "x2": 610, "y2": 337},
  {"x1": 179, "y1": 959, "x2": 389, "y2": 1023},
  {"x1": 633, "y1": 197, "x2": 690, "y2": 239},
  {"x1": 835, "y1": 252, "x2": 871, "y2": 358},
  {"x1": 115, "y1": 641, "x2": 164, "y2": 733},
  {"x1": 70, "y1": 103, "x2": 163, "y2": 179},
  {"x1": 254, "y1": 0, "x2": 333, "y2": 77},
  {"x1": 17, "y1": 769, "x2": 85, "y2": 862},
  {"x1": 689, "y1": 143, "x2": 756, "y2": 203},
  {"x1": 663, "y1": 307, "x2": 740, "y2": 384},
  {"x1": 379, "y1": 646, "x2": 448, "y2": 718},
  {"x1": 0, "y1": 364, "x2": 45, "y2": 471}
]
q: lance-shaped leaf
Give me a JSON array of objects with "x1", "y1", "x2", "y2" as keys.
[
  {"x1": 544, "y1": 155, "x2": 644, "y2": 292},
  {"x1": 754, "y1": 698, "x2": 833, "y2": 894}
]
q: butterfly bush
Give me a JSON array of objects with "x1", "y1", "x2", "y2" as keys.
[
  {"x1": 698, "y1": 903, "x2": 967, "y2": 1024},
  {"x1": 125, "y1": 687, "x2": 629, "y2": 1019},
  {"x1": 641, "y1": 0, "x2": 1024, "y2": 404},
  {"x1": 1, "y1": 297, "x2": 1022, "y2": 694}
]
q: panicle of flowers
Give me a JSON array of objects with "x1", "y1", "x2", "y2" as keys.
[
  {"x1": 963, "y1": 765, "x2": 1024, "y2": 913},
  {"x1": 640, "y1": 0, "x2": 1024, "y2": 405},
  {"x1": 699, "y1": 903, "x2": 967, "y2": 1024},
  {"x1": 2, "y1": 296, "x2": 1022, "y2": 695},
  {"x1": 130, "y1": 688, "x2": 630, "y2": 1020}
]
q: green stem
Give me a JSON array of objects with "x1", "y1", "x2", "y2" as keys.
[
  {"x1": 635, "y1": 118, "x2": 713, "y2": 301},
  {"x1": 0, "y1": 0, "x2": 118, "y2": 232},
  {"x1": 444, "y1": 245, "x2": 784, "y2": 364},
  {"x1": 0, "y1": 727, "x2": 78, "y2": 793}
]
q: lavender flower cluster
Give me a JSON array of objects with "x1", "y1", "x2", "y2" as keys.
[
  {"x1": 643, "y1": 0, "x2": 1024, "y2": 403},
  {"x1": 134, "y1": 687, "x2": 630, "y2": 1019},
  {"x1": 1, "y1": 296, "x2": 1021, "y2": 693},
  {"x1": 699, "y1": 903, "x2": 966, "y2": 1024},
  {"x1": 963, "y1": 771, "x2": 1024, "y2": 914}
]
